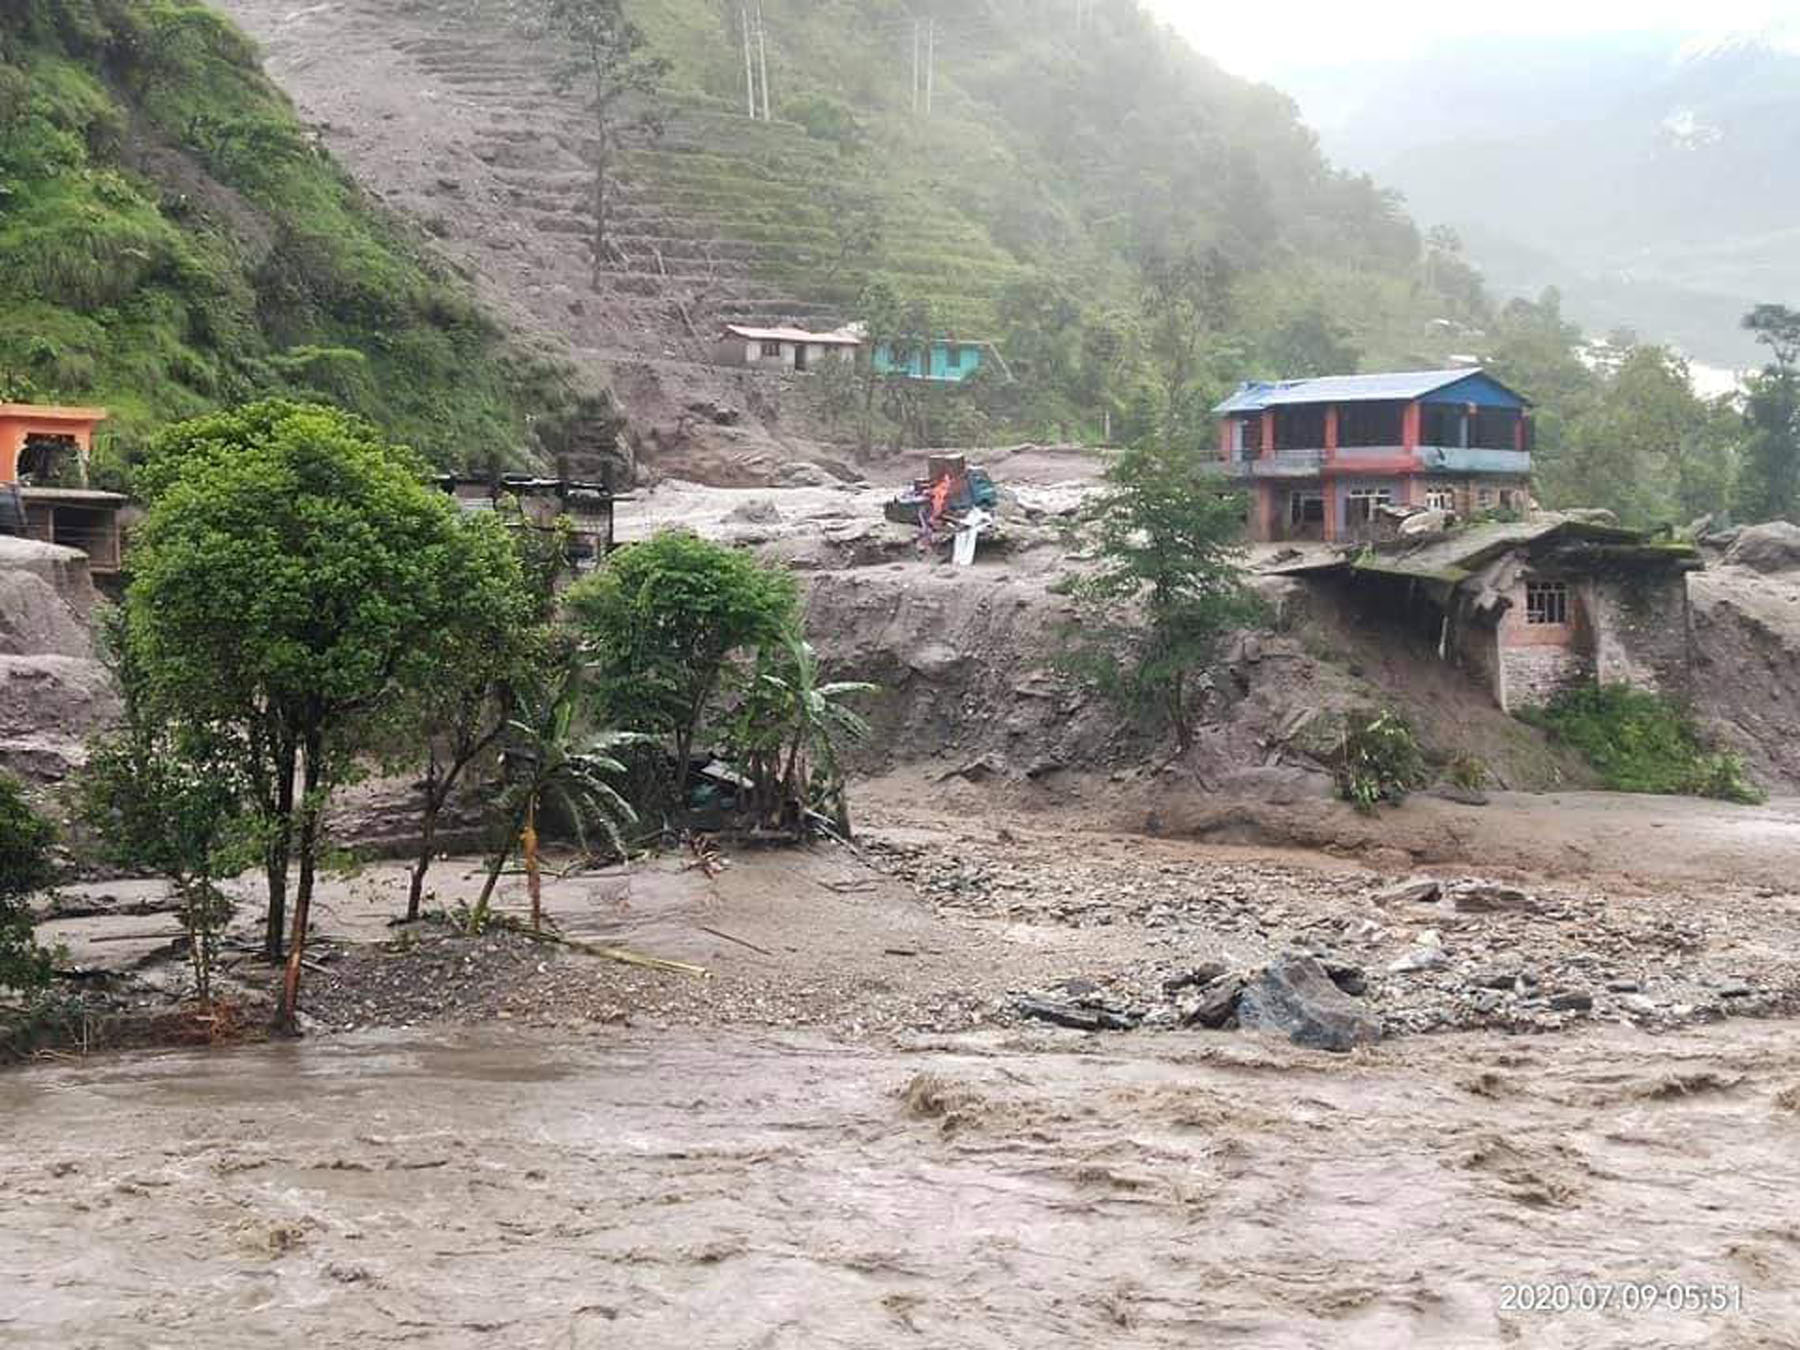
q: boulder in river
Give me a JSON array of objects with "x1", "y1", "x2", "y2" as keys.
[{"x1": 1236, "y1": 954, "x2": 1382, "y2": 1052}]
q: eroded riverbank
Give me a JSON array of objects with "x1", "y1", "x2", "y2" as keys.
[{"x1": 5, "y1": 1020, "x2": 1799, "y2": 1348}]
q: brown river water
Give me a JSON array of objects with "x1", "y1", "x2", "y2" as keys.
[{"x1": 4, "y1": 1021, "x2": 1799, "y2": 1348}]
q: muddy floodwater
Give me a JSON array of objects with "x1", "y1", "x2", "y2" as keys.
[{"x1": 5, "y1": 1022, "x2": 1800, "y2": 1349}]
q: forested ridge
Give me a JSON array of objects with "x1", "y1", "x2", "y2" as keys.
[{"x1": 0, "y1": 0, "x2": 596, "y2": 474}]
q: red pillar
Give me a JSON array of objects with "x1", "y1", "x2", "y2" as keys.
[
  {"x1": 1324, "y1": 405, "x2": 1339, "y2": 462},
  {"x1": 1515, "y1": 413, "x2": 1527, "y2": 454},
  {"x1": 1256, "y1": 483, "x2": 1278, "y2": 541},
  {"x1": 1402, "y1": 401, "x2": 1421, "y2": 457},
  {"x1": 1219, "y1": 419, "x2": 1233, "y2": 461},
  {"x1": 1260, "y1": 410, "x2": 1275, "y2": 459}
]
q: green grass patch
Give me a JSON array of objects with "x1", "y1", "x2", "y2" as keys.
[{"x1": 1527, "y1": 684, "x2": 1763, "y2": 804}]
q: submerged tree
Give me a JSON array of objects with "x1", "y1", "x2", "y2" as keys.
[
  {"x1": 537, "y1": 0, "x2": 670, "y2": 286},
  {"x1": 1061, "y1": 438, "x2": 1257, "y2": 753},
  {"x1": 128, "y1": 400, "x2": 511, "y2": 1032}
]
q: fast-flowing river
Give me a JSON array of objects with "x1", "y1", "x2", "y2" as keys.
[{"x1": 4, "y1": 1021, "x2": 1798, "y2": 1348}]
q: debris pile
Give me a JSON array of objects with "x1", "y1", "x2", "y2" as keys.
[{"x1": 867, "y1": 837, "x2": 1800, "y2": 1042}]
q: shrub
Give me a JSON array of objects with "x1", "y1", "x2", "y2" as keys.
[
  {"x1": 1532, "y1": 684, "x2": 1763, "y2": 804},
  {"x1": 1335, "y1": 709, "x2": 1427, "y2": 813},
  {"x1": 0, "y1": 772, "x2": 56, "y2": 993},
  {"x1": 1447, "y1": 752, "x2": 1490, "y2": 792}
]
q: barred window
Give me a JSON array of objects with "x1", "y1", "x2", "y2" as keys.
[
  {"x1": 1526, "y1": 581, "x2": 1569, "y2": 626},
  {"x1": 1426, "y1": 488, "x2": 1455, "y2": 512}
]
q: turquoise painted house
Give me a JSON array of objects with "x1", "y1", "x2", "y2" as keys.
[{"x1": 870, "y1": 338, "x2": 1005, "y2": 383}]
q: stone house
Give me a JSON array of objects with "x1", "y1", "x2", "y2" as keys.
[
  {"x1": 711, "y1": 324, "x2": 861, "y2": 372},
  {"x1": 1275, "y1": 517, "x2": 1700, "y2": 712}
]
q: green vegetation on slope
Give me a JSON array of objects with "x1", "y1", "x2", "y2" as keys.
[
  {"x1": 0, "y1": 1, "x2": 594, "y2": 472},
  {"x1": 579, "y1": 0, "x2": 1491, "y2": 441},
  {"x1": 1529, "y1": 684, "x2": 1761, "y2": 804}
]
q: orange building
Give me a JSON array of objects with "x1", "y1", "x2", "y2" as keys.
[{"x1": 0, "y1": 403, "x2": 126, "y2": 574}]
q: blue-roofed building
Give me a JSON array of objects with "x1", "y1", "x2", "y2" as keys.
[{"x1": 1211, "y1": 368, "x2": 1534, "y2": 542}]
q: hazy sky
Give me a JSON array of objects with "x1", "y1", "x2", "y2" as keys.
[{"x1": 1139, "y1": 0, "x2": 1799, "y2": 78}]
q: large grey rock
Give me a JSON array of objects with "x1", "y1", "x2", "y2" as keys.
[
  {"x1": 1725, "y1": 521, "x2": 1800, "y2": 574},
  {"x1": 1236, "y1": 954, "x2": 1382, "y2": 1052}
]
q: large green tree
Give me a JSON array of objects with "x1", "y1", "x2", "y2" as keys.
[
  {"x1": 1736, "y1": 303, "x2": 1800, "y2": 523},
  {"x1": 1062, "y1": 439, "x2": 1256, "y2": 752},
  {"x1": 565, "y1": 530, "x2": 796, "y2": 808},
  {"x1": 126, "y1": 400, "x2": 510, "y2": 1030}
]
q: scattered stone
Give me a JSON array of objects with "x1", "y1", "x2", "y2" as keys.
[
  {"x1": 1014, "y1": 997, "x2": 1137, "y2": 1032},
  {"x1": 1374, "y1": 878, "x2": 1441, "y2": 907},
  {"x1": 1606, "y1": 979, "x2": 1641, "y2": 993},
  {"x1": 1548, "y1": 991, "x2": 1594, "y2": 1013},
  {"x1": 1236, "y1": 955, "x2": 1381, "y2": 1052},
  {"x1": 1717, "y1": 982, "x2": 1755, "y2": 999},
  {"x1": 1182, "y1": 975, "x2": 1244, "y2": 1030},
  {"x1": 1323, "y1": 961, "x2": 1367, "y2": 997},
  {"x1": 1451, "y1": 882, "x2": 1536, "y2": 913},
  {"x1": 1162, "y1": 962, "x2": 1228, "y2": 996},
  {"x1": 1471, "y1": 967, "x2": 1532, "y2": 991}
]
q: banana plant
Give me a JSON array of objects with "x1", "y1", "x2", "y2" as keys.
[{"x1": 471, "y1": 663, "x2": 640, "y2": 932}]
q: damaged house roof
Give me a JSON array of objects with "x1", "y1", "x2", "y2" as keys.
[{"x1": 1268, "y1": 517, "x2": 1702, "y2": 588}]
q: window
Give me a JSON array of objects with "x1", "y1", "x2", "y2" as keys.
[
  {"x1": 1421, "y1": 404, "x2": 1464, "y2": 447},
  {"x1": 1339, "y1": 401, "x2": 1406, "y2": 447},
  {"x1": 1477, "y1": 487, "x2": 1495, "y2": 510},
  {"x1": 1426, "y1": 488, "x2": 1455, "y2": 512},
  {"x1": 1499, "y1": 488, "x2": 1519, "y2": 510},
  {"x1": 1346, "y1": 487, "x2": 1393, "y2": 524},
  {"x1": 1289, "y1": 492, "x2": 1324, "y2": 525},
  {"x1": 1274, "y1": 404, "x2": 1327, "y2": 451},
  {"x1": 1526, "y1": 581, "x2": 1569, "y2": 626},
  {"x1": 760, "y1": 340, "x2": 783, "y2": 358}
]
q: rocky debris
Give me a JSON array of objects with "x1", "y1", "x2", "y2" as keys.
[
  {"x1": 1014, "y1": 996, "x2": 1139, "y2": 1032},
  {"x1": 1725, "y1": 521, "x2": 1800, "y2": 574},
  {"x1": 1375, "y1": 877, "x2": 1442, "y2": 906},
  {"x1": 1388, "y1": 932, "x2": 1449, "y2": 974},
  {"x1": 1237, "y1": 954, "x2": 1382, "y2": 1052},
  {"x1": 1162, "y1": 962, "x2": 1228, "y2": 995},
  {"x1": 867, "y1": 835, "x2": 1800, "y2": 1039},
  {"x1": 1182, "y1": 974, "x2": 1244, "y2": 1029},
  {"x1": 1450, "y1": 882, "x2": 1536, "y2": 914}
]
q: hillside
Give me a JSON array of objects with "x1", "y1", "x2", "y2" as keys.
[
  {"x1": 1286, "y1": 24, "x2": 1800, "y2": 369},
  {"x1": 0, "y1": 1, "x2": 609, "y2": 475},
  {"x1": 217, "y1": 0, "x2": 1489, "y2": 464}
]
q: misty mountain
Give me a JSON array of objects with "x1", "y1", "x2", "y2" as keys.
[{"x1": 1283, "y1": 25, "x2": 1800, "y2": 368}]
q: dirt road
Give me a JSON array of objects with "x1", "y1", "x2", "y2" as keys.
[{"x1": 5, "y1": 1018, "x2": 1799, "y2": 1348}]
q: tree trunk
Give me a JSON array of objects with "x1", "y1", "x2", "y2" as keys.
[
  {"x1": 523, "y1": 796, "x2": 541, "y2": 932},
  {"x1": 262, "y1": 736, "x2": 297, "y2": 961},
  {"x1": 276, "y1": 727, "x2": 324, "y2": 1035},
  {"x1": 407, "y1": 787, "x2": 442, "y2": 923}
]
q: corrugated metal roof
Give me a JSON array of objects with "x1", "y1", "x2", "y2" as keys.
[
  {"x1": 1214, "y1": 369, "x2": 1514, "y2": 414},
  {"x1": 722, "y1": 324, "x2": 861, "y2": 345}
]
